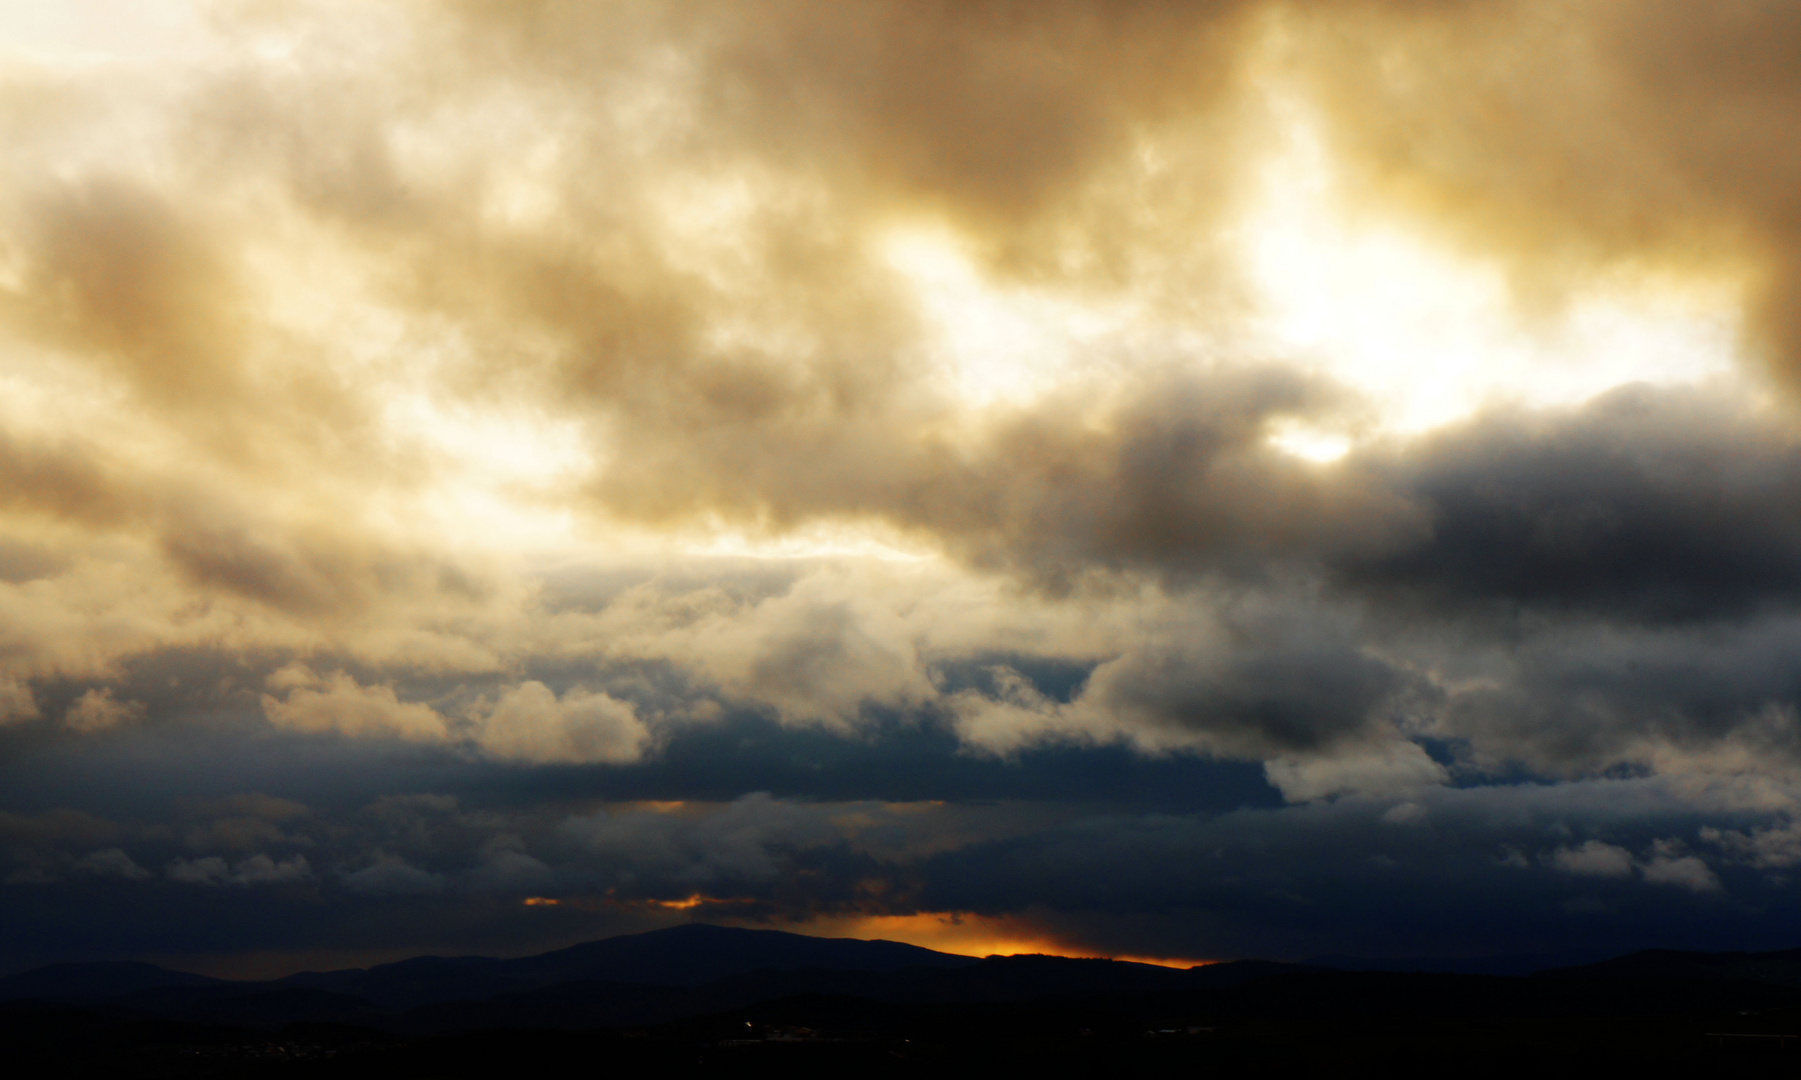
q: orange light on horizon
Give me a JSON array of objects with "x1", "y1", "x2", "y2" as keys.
[
  {"x1": 651, "y1": 893, "x2": 752, "y2": 910},
  {"x1": 514, "y1": 898, "x2": 1217, "y2": 968},
  {"x1": 519, "y1": 891, "x2": 759, "y2": 913},
  {"x1": 1110, "y1": 953, "x2": 1218, "y2": 970},
  {"x1": 747, "y1": 911, "x2": 1218, "y2": 970}
]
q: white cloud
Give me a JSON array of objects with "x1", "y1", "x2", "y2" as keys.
[
  {"x1": 473, "y1": 681, "x2": 649, "y2": 765},
  {"x1": 261, "y1": 670, "x2": 449, "y2": 742},
  {"x1": 1264, "y1": 741, "x2": 1449, "y2": 803}
]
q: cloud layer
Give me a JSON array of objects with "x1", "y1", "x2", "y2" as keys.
[{"x1": 0, "y1": 0, "x2": 1799, "y2": 971}]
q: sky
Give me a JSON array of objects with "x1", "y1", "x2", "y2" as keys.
[{"x1": 1, "y1": 0, "x2": 1800, "y2": 977}]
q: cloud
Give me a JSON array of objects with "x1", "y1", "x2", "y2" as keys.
[
  {"x1": 0, "y1": 0, "x2": 1798, "y2": 972},
  {"x1": 1264, "y1": 742, "x2": 1448, "y2": 803},
  {"x1": 340, "y1": 855, "x2": 447, "y2": 896},
  {"x1": 166, "y1": 853, "x2": 312, "y2": 887},
  {"x1": 1547, "y1": 837, "x2": 1723, "y2": 893},
  {"x1": 1422, "y1": 616, "x2": 1801, "y2": 778},
  {"x1": 0, "y1": 776, "x2": 1774, "y2": 968},
  {"x1": 1547, "y1": 841, "x2": 1635, "y2": 879},
  {"x1": 558, "y1": 793, "x2": 848, "y2": 893},
  {"x1": 474, "y1": 681, "x2": 649, "y2": 765},
  {"x1": 1703, "y1": 819, "x2": 1801, "y2": 870},
  {"x1": 260, "y1": 670, "x2": 450, "y2": 742},
  {"x1": 1341, "y1": 386, "x2": 1801, "y2": 621},
  {"x1": 1640, "y1": 850, "x2": 1722, "y2": 894},
  {"x1": 261, "y1": 670, "x2": 653, "y2": 764},
  {"x1": 441, "y1": 0, "x2": 1264, "y2": 249},
  {"x1": 1286, "y1": 1, "x2": 1801, "y2": 388},
  {"x1": 71, "y1": 848, "x2": 151, "y2": 881},
  {"x1": 462, "y1": 839, "x2": 555, "y2": 894},
  {"x1": 61, "y1": 688, "x2": 144, "y2": 733},
  {"x1": 0, "y1": 679, "x2": 37, "y2": 725}
]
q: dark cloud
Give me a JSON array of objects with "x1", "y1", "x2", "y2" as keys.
[
  {"x1": 0, "y1": 779, "x2": 1789, "y2": 972},
  {"x1": 1426, "y1": 614, "x2": 1801, "y2": 776},
  {"x1": 1343, "y1": 385, "x2": 1801, "y2": 620},
  {"x1": 910, "y1": 783, "x2": 1780, "y2": 960},
  {"x1": 1079, "y1": 631, "x2": 1405, "y2": 755}
]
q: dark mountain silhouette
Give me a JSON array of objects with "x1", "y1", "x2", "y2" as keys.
[
  {"x1": 1536, "y1": 947, "x2": 1801, "y2": 986},
  {"x1": 0, "y1": 960, "x2": 221, "y2": 1001},
  {"x1": 110, "y1": 984, "x2": 393, "y2": 1028},
  {"x1": 381, "y1": 954, "x2": 1311, "y2": 1036},
  {"x1": 1305, "y1": 951, "x2": 1612, "y2": 977},
  {"x1": 0, "y1": 925, "x2": 1305, "y2": 1033},
  {"x1": 271, "y1": 922, "x2": 980, "y2": 1008},
  {"x1": 7, "y1": 926, "x2": 1801, "y2": 1073}
]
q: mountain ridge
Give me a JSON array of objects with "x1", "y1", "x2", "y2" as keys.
[
  {"x1": 1535, "y1": 946, "x2": 1801, "y2": 986},
  {"x1": 6, "y1": 927, "x2": 1801, "y2": 1039}
]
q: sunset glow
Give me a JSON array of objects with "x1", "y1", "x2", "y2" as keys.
[{"x1": 764, "y1": 913, "x2": 1217, "y2": 970}]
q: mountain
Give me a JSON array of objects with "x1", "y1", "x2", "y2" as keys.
[
  {"x1": 272, "y1": 923, "x2": 982, "y2": 1008},
  {"x1": 0, "y1": 925, "x2": 1288, "y2": 1032},
  {"x1": 1305, "y1": 951, "x2": 1612, "y2": 977},
  {"x1": 10, "y1": 933, "x2": 1801, "y2": 1073},
  {"x1": 369, "y1": 953, "x2": 1319, "y2": 1035},
  {"x1": 1535, "y1": 947, "x2": 1801, "y2": 986},
  {"x1": 0, "y1": 961, "x2": 221, "y2": 1002},
  {"x1": 13, "y1": 929, "x2": 1801, "y2": 1044},
  {"x1": 110, "y1": 984, "x2": 394, "y2": 1027},
  {"x1": 0, "y1": 924, "x2": 978, "y2": 1013},
  {"x1": 880, "y1": 954, "x2": 1201, "y2": 1002}
]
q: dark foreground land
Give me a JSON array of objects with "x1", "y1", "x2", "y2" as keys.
[{"x1": 7, "y1": 926, "x2": 1801, "y2": 1076}]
